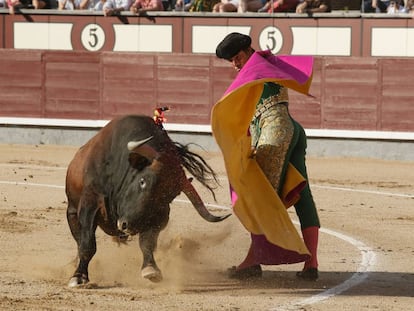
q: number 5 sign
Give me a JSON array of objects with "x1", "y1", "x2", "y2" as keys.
[
  {"x1": 81, "y1": 24, "x2": 106, "y2": 51},
  {"x1": 259, "y1": 26, "x2": 283, "y2": 54}
]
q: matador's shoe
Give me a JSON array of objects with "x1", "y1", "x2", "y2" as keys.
[
  {"x1": 296, "y1": 268, "x2": 319, "y2": 281},
  {"x1": 228, "y1": 265, "x2": 262, "y2": 280}
]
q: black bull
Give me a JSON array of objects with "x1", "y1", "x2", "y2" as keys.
[{"x1": 65, "y1": 115, "x2": 230, "y2": 287}]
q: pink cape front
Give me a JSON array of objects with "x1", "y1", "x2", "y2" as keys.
[{"x1": 224, "y1": 50, "x2": 314, "y2": 96}]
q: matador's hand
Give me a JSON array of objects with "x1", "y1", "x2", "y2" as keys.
[{"x1": 249, "y1": 148, "x2": 257, "y2": 159}]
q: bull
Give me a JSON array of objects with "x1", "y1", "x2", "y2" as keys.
[{"x1": 65, "y1": 115, "x2": 230, "y2": 287}]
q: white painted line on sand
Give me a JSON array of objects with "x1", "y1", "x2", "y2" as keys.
[
  {"x1": 0, "y1": 163, "x2": 67, "y2": 170},
  {"x1": 313, "y1": 184, "x2": 414, "y2": 199},
  {"x1": 0, "y1": 180, "x2": 64, "y2": 189},
  {"x1": 269, "y1": 225, "x2": 377, "y2": 311}
]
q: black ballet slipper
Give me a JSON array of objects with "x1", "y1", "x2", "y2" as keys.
[
  {"x1": 228, "y1": 265, "x2": 262, "y2": 280},
  {"x1": 296, "y1": 268, "x2": 319, "y2": 281}
]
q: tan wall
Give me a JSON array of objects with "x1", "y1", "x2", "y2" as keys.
[
  {"x1": 1, "y1": 11, "x2": 414, "y2": 58},
  {"x1": 0, "y1": 49, "x2": 413, "y2": 132}
]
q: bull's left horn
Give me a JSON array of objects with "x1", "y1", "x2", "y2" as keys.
[
  {"x1": 127, "y1": 136, "x2": 154, "y2": 151},
  {"x1": 128, "y1": 136, "x2": 160, "y2": 162}
]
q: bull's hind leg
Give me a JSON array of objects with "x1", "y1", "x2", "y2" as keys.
[
  {"x1": 139, "y1": 228, "x2": 163, "y2": 282},
  {"x1": 67, "y1": 198, "x2": 81, "y2": 243},
  {"x1": 67, "y1": 192, "x2": 99, "y2": 287}
]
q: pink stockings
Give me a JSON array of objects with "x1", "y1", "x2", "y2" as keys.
[
  {"x1": 302, "y1": 226, "x2": 319, "y2": 270},
  {"x1": 235, "y1": 226, "x2": 319, "y2": 271}
]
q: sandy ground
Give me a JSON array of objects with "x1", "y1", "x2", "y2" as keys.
[{"x1": 0, "y1": 143, "x2": 413, "y2": 311}]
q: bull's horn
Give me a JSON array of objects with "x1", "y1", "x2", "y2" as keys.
[
  {"x1": 128, "y1": 136, "x2": 160, "y2": 161},
  {"x1": 182, "y1": 178, "x2": 231, "y2": 223},
  {"x1": 127, "y1": 136, "x2": 154, "y2": 151}
]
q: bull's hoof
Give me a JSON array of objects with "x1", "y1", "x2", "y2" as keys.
[
  {"x1": 141, "y1": 266, "x2": 163, "y2": 283},
  {"x1": 68, "y1": 274, "x2": 89, "y2": 288}
]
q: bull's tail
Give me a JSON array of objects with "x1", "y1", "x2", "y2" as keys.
[{"x1": 174, "y1": 142, "x2": 218, "y2": 201}]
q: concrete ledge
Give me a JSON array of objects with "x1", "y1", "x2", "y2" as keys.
[
  {"x1": 1, "y1": 117, "x2": 414, "y2": 140},
  {"x1": 1, "y1": 124, "x2": 413, "y2": 162}
]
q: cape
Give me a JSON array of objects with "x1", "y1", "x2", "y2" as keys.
[{"x1": 211, "y1": 51, "x2": 313, "y2": 255}]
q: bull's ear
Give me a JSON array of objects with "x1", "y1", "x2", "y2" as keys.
[{"x1": 128, "y1": 152, "x2": 151, "y2": 170}]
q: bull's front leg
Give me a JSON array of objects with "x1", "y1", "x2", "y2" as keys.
[
  {"x1": 139, "y1": 228, "x2": 163, "y2": 283},
  {"x1": 139, "y1": 206, "x2": 169, "y2": 283},
  {"x1": 68, "y1": 191, "x2": 99, "y2": 288}
]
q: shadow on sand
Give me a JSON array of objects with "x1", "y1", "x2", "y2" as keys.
[{"x1": 180, "y1": 270, "x2": 414, "y2": 298}]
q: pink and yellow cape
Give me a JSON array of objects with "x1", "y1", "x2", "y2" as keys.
[{"x1": 211, "y1": 51, "x2": 314, "y2": 256}]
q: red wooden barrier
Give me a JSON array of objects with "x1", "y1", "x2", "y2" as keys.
[{"x1": 0, "y1": 49, "x2": 413, "y2": 132}]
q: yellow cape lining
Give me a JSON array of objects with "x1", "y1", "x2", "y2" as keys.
[{"x1": 211, "y1": 78, "x2": 312, "y2": 255}]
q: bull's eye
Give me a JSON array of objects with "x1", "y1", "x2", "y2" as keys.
[{"x1": 139, "y1": 178, "x2": 146, "y2": 189}]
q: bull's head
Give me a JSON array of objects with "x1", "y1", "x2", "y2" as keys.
[{"x1": 116, "y1": 136, "x2": 229, "y2": 235}]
